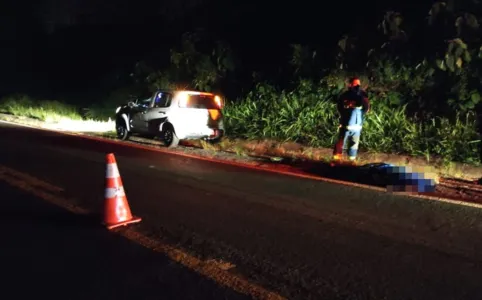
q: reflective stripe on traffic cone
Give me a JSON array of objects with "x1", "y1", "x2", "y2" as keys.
[{"x1": 103, "y1": 153, "x2": 141, "y2": 230}]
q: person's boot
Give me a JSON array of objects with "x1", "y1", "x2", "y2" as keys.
[
  {"x1": 347, "y1": 156, "x2": 357, "y2": 166},
  {"x1": 330, "y1": 154, "x2": 342, "y2": 166}
]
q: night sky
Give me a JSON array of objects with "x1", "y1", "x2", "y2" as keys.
[{"x1": 0, "y1": 0, "x2": 434, "y2": 102}]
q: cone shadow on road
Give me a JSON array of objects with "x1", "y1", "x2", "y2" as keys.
[
  {"x1": 2, "y1": 209, "x2": 103, "y2": 228},
  {"x1": 48, "y1": 211, "x2": 102, "y2": 228}
]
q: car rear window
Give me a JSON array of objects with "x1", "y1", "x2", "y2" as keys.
[{"x1": 180, "y1": 94, "x2": 219, "y2": 109}]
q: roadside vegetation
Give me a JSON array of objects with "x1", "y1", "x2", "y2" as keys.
[
  {"x1": 2, "y1": 1, "x2": 481, "y2": 164},
  {"x1": 0, "y1": 95, "x2": 82, "y2": 122},
  {"x1": 0, "y1": 95, "x2": 114, "y2": 133}
]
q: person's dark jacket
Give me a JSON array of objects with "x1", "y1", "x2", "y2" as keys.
[{"x1": 336, "y1": 87, "x2": 370, "y2": 130}]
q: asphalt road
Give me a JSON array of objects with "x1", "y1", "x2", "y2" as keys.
[
  {"x1": 0, "y1": 181, "x2": 251, "y2": 300},
  {"x1": 2, "y1": 121, "x2": 482, "y2": 300}
]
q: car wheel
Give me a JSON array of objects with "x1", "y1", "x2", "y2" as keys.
[
  {"x1": 160, "y1": 125, "x2": 179, "y2": 148},
  {"x1": 116, "y1": 119, "x2": 129, "y2": 141}
]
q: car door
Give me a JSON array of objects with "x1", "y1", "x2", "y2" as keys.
[
  {"x1": 142, "y1": 91, "x2": 173, "y2": 133},
  {"x1": 130, "y1": 97, "x2": 152, "y2": 133}
]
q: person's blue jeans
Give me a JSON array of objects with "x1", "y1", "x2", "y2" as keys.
[{"x1": 333, "y1": 128, "x2": 361, "y2": 160}]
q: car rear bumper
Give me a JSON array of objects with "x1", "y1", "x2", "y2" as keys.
[
  {"x1": 180, "y1": 128, "x2": 224, "y2": 141},
  {"x1": 204, "y1": 129, "x2": 224, "y2": 141}
]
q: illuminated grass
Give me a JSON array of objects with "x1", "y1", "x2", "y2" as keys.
[
  {"x1": 2, "y1": 90, "x2": 480, "y2": 165},
  {"x1": 223, "y1": 82, "x2": 481, "y2": 165},
  {"x1": 0, "y1": 95, "x2": 82, "y2": 122},
  {"x1": 0, "y1": 95, "x2": 115, "y2": 133}
]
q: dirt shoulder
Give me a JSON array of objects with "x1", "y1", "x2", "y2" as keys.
[{"x1": 182, "y1": 138, "x2": 482, "y2": 181}]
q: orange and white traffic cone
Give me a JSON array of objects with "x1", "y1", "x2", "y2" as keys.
[{"x1": 103, "y1": 153, "x2": 141, "y2": 230}]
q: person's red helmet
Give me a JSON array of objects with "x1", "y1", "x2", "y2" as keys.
[{"x1": 349, "y1": 77, "x2": 361, "y2": 87}]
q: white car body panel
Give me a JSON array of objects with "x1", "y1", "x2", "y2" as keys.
[{"x1": 117, "y1": 90, "x2": 224, "y2": 141}]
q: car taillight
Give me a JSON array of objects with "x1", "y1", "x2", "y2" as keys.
[
  {"x1": 179, "y1": 93, "x2": 190, "y2": 107},
  {"x1": 214, "y1": 95, "x2": 223, "y2": 108},
  {"x1": 208, "y1": 109, "x2": 220, "y2": 120}
]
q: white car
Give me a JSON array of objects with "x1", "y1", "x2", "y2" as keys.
[{"x1": 115, "y1": 89, "x2": 225, "y2": 148}]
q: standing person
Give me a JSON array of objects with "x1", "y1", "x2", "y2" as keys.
[{"x1": 332, "y1": 77, "x2": 370, "y2": 164}]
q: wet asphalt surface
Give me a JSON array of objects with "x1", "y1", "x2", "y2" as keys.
[{"x1": 1, "y1": 122, "x2": 482, "y2": 300}]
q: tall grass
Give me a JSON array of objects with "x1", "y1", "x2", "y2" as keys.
[
  {"x1": 224, "y1": 82, "x2": 481, "y2": 164},
  {"x1": 0, "y1": 95, "x2": 82, "y2": 122},
  {"x1": 82, "y1": 105, "x2": 117, "y2": 121},
  {"x1": 223, "y1": 82, "x2": 339, "y2": 146},
  {"x1": 1, "y1": 86, "x2": 480, "y2": 164}
]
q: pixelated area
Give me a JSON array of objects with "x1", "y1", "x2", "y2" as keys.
[
  {"x1": 366, "y1": 164, "x2": 438, "y2": 193},
  {"x1": 267, "y1": 159, "x2": 440, "y2": 194}
]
